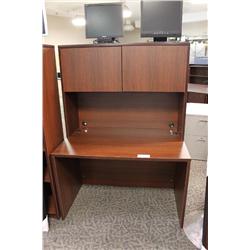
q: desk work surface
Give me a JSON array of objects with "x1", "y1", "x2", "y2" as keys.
[{"x1": 52, "y1": 128, "x2": 191, "y2": 161}]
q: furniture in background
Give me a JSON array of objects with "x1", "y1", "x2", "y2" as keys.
[
  {"x1": 49, "y1": 43, "x2": 191, "y2": 228},
  {"x1": 189, "y1": 64, "x2": 208, "y2": 85},
  {"x1": 188, "y1": 83, "x2": 208, "y2": 104},
  {"x1": 43, "y1": 45, "x2": 64, "y2": 218},
  {"x1": 188, "y1": 64, "x2": 208, "y2": 104},
  {"x1": 185, "y1": 103, "x2": 208, "y2": 161}
]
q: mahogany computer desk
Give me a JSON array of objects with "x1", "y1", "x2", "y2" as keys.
[{"x1": 45, "y1": 42, "x2": 191, "y2": 228}]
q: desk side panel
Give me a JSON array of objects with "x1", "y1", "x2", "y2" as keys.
[
  {"x1": 52, "y1": 157, "x2": 82, "y2": 219},
  {"x1": 43, "y1": 45, "x2": 64, "y2": 218},
  {"x1": 174, "y1": 160, "x2": 190, "y2": 228}
]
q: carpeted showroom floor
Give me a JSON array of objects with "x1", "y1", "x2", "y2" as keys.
[{"x1": 43, "y1": 160, "x2": 207, "y2": 250}]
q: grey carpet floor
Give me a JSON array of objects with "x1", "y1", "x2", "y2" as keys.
[{"x1": 43, "y1": 160, "x2": 207, "y2": 250}]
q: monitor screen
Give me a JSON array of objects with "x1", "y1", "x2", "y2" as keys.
[
  {"x1": 85, "y1": 3, "x2": 123, "y2": 38},
  {"x1": 141, "y1": 0, "x2": 183, "y2": 37}
]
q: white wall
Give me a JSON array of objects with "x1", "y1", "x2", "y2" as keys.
[
  {"x1": 120, "y1": 20, "x2": 208, "y2": 43},
  {"x1": 43, "y1": 15, "x2": 91, "y2": 70},
  {"x1": 43, "y1": 15, "x2": 208, "y2": 69},
  {"x1": 43, "y1": 15, "x2": 89, "y2": 45},
  {"x1": 120, "y1": 30, "x2": 148, "y2": 43},
  {"x1": 182, "y1": 21, "x2": 207, "y2": 37},
  {"x1": 44, "y1": 15, "x2": 208, "y2": 46}
]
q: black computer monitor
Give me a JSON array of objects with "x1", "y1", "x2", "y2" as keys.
[
  {"x1": 85, "y1": 3, "x2": 123, "y2": 43},
  {"x1": 141, "y1": 0, "x2": 183, "y2": 42}
]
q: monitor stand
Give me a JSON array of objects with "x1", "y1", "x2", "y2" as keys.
[
  {"x1": 153, "y1": 37, "x2": 168, "y2": 42},
  {"x1": 94, "y1": 37, "x2": 118, "y2": 44}
]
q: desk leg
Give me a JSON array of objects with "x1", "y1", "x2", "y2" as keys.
[
  {"x1": 174, "y1": 161, "x2": 190, "y2": 228},
  {"x1": 51, "y1": 157, "x2": 82, "y2": 219}
]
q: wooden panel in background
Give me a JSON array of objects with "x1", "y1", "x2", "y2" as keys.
[
  {"x1": 189, "y1": 64, "x2": 208, "y2": 85},
  {"x1": 80, "y1": 159, "x2": 176, "y2": 188},
  {"x1": 190, "y1": 65, "x2": 208, "y2": 74},
  {"x1": 43, "y1": 46, "x2": 64, "y2": 153},
  {"x1": 43, "y1": 45, "x2": 64, "y2": 218},
  {"x1": 59, "y1": 46, "x2": 122, "y2": 92},
  {"x1": 188, "y1": 92, "x2": 208, "y2": 104},
  {"x1": 122, "y1": 45, "x2": 189, "y2": 92},
  {"x1": 77, "y1": 92, "x2": 180, "y2": 131}
]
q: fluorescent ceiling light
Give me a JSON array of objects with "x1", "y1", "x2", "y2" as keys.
[
  {"x1": 123, "y1": 5, "x2": 132, "y2": 18},
  {"x1": 72, "y1": 16, "x2": 86, "y2": 26}
]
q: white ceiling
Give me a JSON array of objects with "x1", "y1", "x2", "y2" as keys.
[{"x1": 45, "y1": 0, "x2": 207, "y2": 22}]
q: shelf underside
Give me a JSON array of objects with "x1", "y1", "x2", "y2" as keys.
[{"x1": 52, "y1": 128, "x2": 191, "y2": 161}]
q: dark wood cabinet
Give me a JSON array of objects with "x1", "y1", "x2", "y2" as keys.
[
  {"x1": 188, "y1": 64, "x2": 208, "y2": 103},
  {"x1": 122, "y1": 44, "x2": 189, "y2": 92},
  {"x1": 48, "y1": 43, "x2": 191, "y2": 228},
  {"x1": 59, "y1": 46, "x2": 122, "y2": 92},
  {"x1": 187, "y1": 83, "x2": 208, "y2": 104},
  {"x1": 189, "y1": 64, "x2": 208, "y2": 85},
  {"x1": 188, "y1": 92, "x2": 208, "y2": 104},
  {"x1": 43, "y1": 45, "x2": 64, "y2": 218}
]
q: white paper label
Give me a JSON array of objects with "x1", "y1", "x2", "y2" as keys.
[{"x1": 137, "y1": 154, "x2": 151, "y2": 158}]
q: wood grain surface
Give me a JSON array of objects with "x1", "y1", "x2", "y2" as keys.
[
  {"x1": 59, "y1": 46, "x2": 122, "y2": 92},
  {"x1": 52, "y1": 157, "x2": 82, "y2": 219},
  {"x1": 122, "y1": 45, "x2": 189, "y2": 92},
  {"x1": 174, "y1": 161, "x2": 190, "y2": 227},
  {"x1": 52, "y1": 129, "x2": 191, "y2": 161},
  {"x1": 79, "y1": 159, "x2": 176, "y2": 188},
  {"x1": 43, "y1": 45, "x2": 64, "y2": 218},
  {"x1": 77, "y1": 92, "x2": 181, "y2": 131}
]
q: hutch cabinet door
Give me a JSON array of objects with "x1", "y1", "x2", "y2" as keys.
[
  {"x1": 122, "y1": 45, "x2": 189, "y2": 92},
  {"x1": 60, "y1": 46, "x2": 122, "y2": 92}
]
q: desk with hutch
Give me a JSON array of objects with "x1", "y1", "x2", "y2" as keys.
[{"x1": 48, "y1": 42, "x2": 191, "y2": 228}]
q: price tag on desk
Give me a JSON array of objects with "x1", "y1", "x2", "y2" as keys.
[{"x1": 137, "y1": 154, "x2": 151, "y2": 158}]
